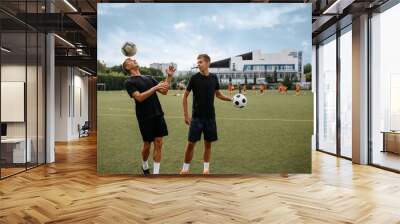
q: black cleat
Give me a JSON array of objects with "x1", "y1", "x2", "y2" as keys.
[{"x1": 142, "y1": 167, "x2": 151, "y2": 176}]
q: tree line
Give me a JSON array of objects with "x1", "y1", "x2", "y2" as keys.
[{"x1": 97, "y1": 60, "x2": 312, "y2": 91}]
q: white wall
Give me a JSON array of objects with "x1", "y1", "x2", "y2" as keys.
[
  {"x1": 71, "y1": 72, "x2": 89, "y2": 138},
  {"x1": 1, "y1": 65, "x2": 26, "y2": 140},
  {"x1": 209, "y1": 67, "x2": 231, "y2": 73},
  {"x1": 1, "y1": 82, "x2": 25, "y2": 122},
  {"x1": 1, "y1": 63, "x2": 46, "y2": 164},
  {"x1": 55, "y1": 66, "x2": 69, "y2": 141},
  {"x1": 229, "y1": 49, "x2": 300, "y2": 72},
  {"x1": 1, "y1": 65, "x2": 42, "y2": 137},
  {"x1": 54, "y1": 67, "x2": 89, "y2": 141}
]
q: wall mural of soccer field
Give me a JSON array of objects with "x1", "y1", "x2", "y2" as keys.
[{"x1": 97, "y1": 3, "x2": 313, "y2": 174}]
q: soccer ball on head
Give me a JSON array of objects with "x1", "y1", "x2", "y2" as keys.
[
  {"x1": 232, "y1": 93, "x2": 247, "y2": 108},
  {"x1": 121, "y1": 41, "x2": 137, "y2": 57}
]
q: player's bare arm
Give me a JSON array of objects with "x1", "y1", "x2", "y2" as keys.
[
  {"x1": 215, "y1": 90, "x2": 232, "y2": 102},
  {"x1": 165, "y1": 65, "x2": 176, "y2": 84},
  {"x1": 158, "y1": 65, "x2": 176, "y2": 95},
  {"x1": 182, "y1": 90, "x2": 191, "y2": 125},
  {"x1": 132, "y1": 82, "x2": 168, "y2": 102},
  {"x1": 156, "y1": 81, "x2": 169, "y2": 95}
]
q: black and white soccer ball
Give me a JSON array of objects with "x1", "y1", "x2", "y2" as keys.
[
  {"x1": 232, "y1": 93, "x2": 247, "y2": 108},
  {"x1": 121, "y1": 41, "x2": 137, "y2": 57}
]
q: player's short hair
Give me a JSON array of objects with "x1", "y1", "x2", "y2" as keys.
[
  {"x1": 197, "y1": 54, "x2": 211, "y2": 63},
  {"x1": 122, "y1": 59, "x2": 130, "y2": 70},
  {"x1": 122, "y1": 58, "x2": 131, "y2": 74}
]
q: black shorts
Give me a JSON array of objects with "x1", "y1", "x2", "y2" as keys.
[
  {"x1": 188, "y1": 117, "x2": 218, "y2": 142},
  {"x1": 138, "y1": 116, "x2": 168, "y2": 142}
]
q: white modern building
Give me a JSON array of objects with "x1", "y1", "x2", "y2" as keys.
[
  {"x1": 209, "y1": 49, "x2": 303, "y2": 85},
  {"x1": 150, "y1": 62, "x2": 178, "y2": 76}
]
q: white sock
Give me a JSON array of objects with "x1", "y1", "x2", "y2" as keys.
[
  {"x1": 142, "y1": 160, "x2": 149, "y2": 170},
  {"x1": 153, "y1": 162, "x2": 160, "y2": 174},
  {"x1": 204, "y1": 162, "x2": 209, "y2": 170},
  {"x1": 182, "y1": 163, "x2": 190, "y2": 171}
]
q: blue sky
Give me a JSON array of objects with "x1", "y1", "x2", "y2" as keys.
[{"x1": 98, "y1": 3, "x2": 311, "y2": 70}]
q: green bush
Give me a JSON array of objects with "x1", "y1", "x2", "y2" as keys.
[
  {"x1": 97, "y1": 73, "x2": 127, "y2": 90},
  {"x1": 282, "y1": 75, "x2": 293, "y2": 90},
  {"x1": 97, "y1": 60, "x2": 197, "y2": 91},
  {"x1": 305, "y1": 73, "x2": 312, "y2": 82},
  {"x1": 265, "y1": 74, "x2": 273, "y2": 83},
  {"x1": 97, "y1": 73, "x2": 166, "y2": 91},
  {"x1": 303, "y1": 63, "x2": 311, "y2": 74},
  {"x1": 153, "y1": 76, "x2": 165, "y2": 83}
]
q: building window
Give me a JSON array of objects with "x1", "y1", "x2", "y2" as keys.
[
  {"x1": 340, "y1": 26, "x2": 352, "y2": 158},
  {"x1": 317, "y1": 35, "x2": 337, "y2": 155},
  {"x1": 370, "y1": 3, "x2": 400, "y2": 171}
]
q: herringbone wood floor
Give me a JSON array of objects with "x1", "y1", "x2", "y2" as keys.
[{"x1": 1, "y1": 134, "x2": 400, "y2": 224}]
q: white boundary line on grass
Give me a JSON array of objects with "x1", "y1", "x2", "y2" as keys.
[{"x1": 98, "y1": 114, "x2": 312, "y2": 122}]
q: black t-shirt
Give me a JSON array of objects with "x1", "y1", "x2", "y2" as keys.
[
  {"x1": 125, "y1": 75, "x2": 164, "y2": 121},
  {"x1": 186, "y1": 72, "x2": 220, "y2": 118}
]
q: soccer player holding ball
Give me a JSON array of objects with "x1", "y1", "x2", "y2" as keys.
[
  {"x1": 180, "y1": 54, "x2": 232, "y2": 175},
  {"x1": 123, "y1": 57, "x2": 175, "y2": 175}
]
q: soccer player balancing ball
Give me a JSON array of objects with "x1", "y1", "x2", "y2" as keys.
[
  {"x1": 232, "y1": 93, "x2": 247, "y2": 108},
  {"x1": 121, "y1": 41, "x2": 137, "y2": 57}
]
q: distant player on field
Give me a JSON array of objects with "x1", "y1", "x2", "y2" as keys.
[
  {"x1": 259, "y1": 83, "x2": 266, "y2": 95},
  {"x1": 295, "y1": 83, "x2": 301, "y2": 96},
  {"x1": 242, "y1": 84, "x2": 247, "y2": 95},
  {"x1": 228, "y1": 83, "x2": 234, "y2": 95}
]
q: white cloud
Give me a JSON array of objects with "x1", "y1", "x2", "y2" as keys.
[
  {"x1": 301, "y1": 40, "x2": 311, "y2": 63},
  {"x1": 97, "y1": 7, "x2": 107, "y2": 15},
  {"x1": 200, "y1": 5, "x2": 307, "y2": 30},
  {"x1": 98, "y1": 3, "x2": 128, "y2": 15},
  {"x1": 174, "y1": 22, "x2": 189, "y2": 30},
  {"x1": 106, "y1": 3, "x2": 128, "y2": 8},
  {"x1": 302, "y1": 40, "x2": 309, "y2": 49}
]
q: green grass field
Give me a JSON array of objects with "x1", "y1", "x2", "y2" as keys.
[{"x1": 98, "y1": 90, "x2": 313, "y2": 174}]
